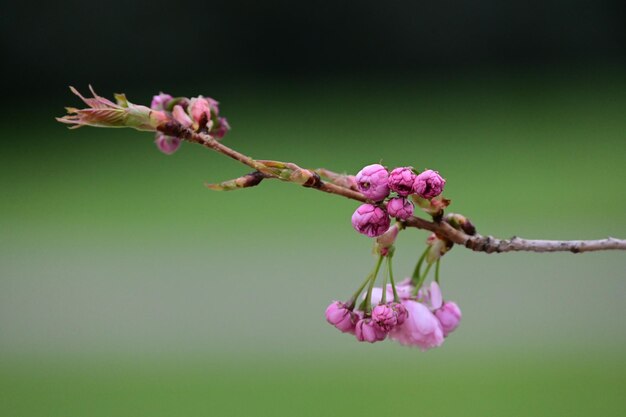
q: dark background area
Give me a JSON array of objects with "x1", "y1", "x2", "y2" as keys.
[{"x1": 3, "y1": 0, "x2": 625, "y2": 100}]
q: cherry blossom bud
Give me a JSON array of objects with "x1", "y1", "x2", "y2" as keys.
[
  {"x1": 151, "y1": 93, "x2": 173, "y2": 111},
  {"x1": 356, "y1": 164, "x2": 390, "y2": 201},
  {"x1": 351, "y1": 204, "x2": 391, "y2": 238},
  {"x1": 386, "y1": 197, "x2": 414, "y2": 220},
  {"x1": 325, "y1": 301, "x2": 356, "y2": 333},
  {"x1": 355, "y1": 318, "x2": 387, "y2": 343},
  {"x1": 435, "y1": 301, "x2": 462, "y2": 336},
  {"x1": 189, "y1": 97, "x2": 213, "y2": 130},
  {"x1": 413, "y1": 169, "x2": 446, "y2": 199},
  {"x1": 388, "y1": 167, "x2": 417, "y2": 196},
  {"x1": 212, "y1": 117, "x2": 230, "y2": 139},
  {"x1": 372, "y1": 304, "x2": 397, "y2": 331},
  {"x1": 154, "y1": 132, "x2": 181, "y2": 155},
  {"x1": 172, "y1": 104, "x2": 193, "y2": 128}
]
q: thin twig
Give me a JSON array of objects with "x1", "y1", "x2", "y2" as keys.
[{"x1": 160, "y1": 122, "x2": 626, "y2": 254}]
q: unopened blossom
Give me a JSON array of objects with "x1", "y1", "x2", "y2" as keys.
[
  {"x1": 413, "y1": 169, "x2": 446, "y2": 199},
  {"x1": 351, "y1": 204, "x2": 390, "y2": 237},
  {"x1": 372, "y1": 304, "x2": 397, "y2": 331},
  {"x1": 356, "y1": 164, "x2": 390, "y2": 202},
  {"x1": 389, "y1": 300, "x2": 444, "y2": 350},
  {"x1": 155, "y1": 132, "x2": 182, "y2": 155},
  {"x1": 435, "y1": 301, "x2": 462, "y2": 337},
  {"x1": 189, "y1": 97, "x2": 214, "y2": 130},
  {"x1": 213, "y1": 117, "x2": 230, "y2": 139},
  {"x1": 172, "y1": 104, "x2": 193, "y2": 128},
  {"x1": 325, "y1": 301, "x2": 356, "y2": 333},
  {"x1": 150, "y1": 93, "x2": 173, "y2": 111},
  {"x1": 386, "y1": 197, "x2": 414, "y2": 220},
  {"x1": 388, "y1": 167, "x2": 417, "y2": 196},
  {"x1": 355, "y1": 318, "x2": 387, "y2": 343}
]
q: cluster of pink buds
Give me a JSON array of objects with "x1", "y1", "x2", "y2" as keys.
[
  {"x1": 150, "y1": 93, "x2": 230, "y2": 154},
  {"x1": 325, "y1": 300, "x2": 408, "y2": 343},
  {"x1": 352, "y1": 164, "x2": 446, "y2": 237},
  {"x1": 326, "y1": 277, "x2": 461, "y2": 349},
  {"x1": 56, "y1": 87, "x2": 231, "y2": 156}
]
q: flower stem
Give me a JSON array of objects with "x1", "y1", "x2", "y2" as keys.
[
  {"x1": 435, "y1": 258, "x2": 441, "y2": 284},
  {"x1": 381, "y1": 258, "x2": 389, "y2": 305},
  {"x1": 388, "y1": 254, "x2": 400, "y2": 302},
  {"x1": 364, "y1": 255, "x2": 384, "y2": 314},
  {"x1": 411, "y1": 247, "x2": 429, "y2": 284}
]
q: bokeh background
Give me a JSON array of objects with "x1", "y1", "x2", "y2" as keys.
[{"x1": 2, "y1": 1, "x2": 626, "y2": 416}]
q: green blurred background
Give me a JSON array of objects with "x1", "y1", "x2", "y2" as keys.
[{"x1": 3, "y1": 2, "x2": 626, "y2": 416}]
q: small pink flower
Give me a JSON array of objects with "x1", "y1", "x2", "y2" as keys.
[
  {"x1": 154, "y1": 132, "x2": 182, "y2": 155},
  {"x1": 151, "y1": 93, "x2": 173, "y2": 110},
  {"x1": 172, "y1": 104, "x2": 193, "y2": 128},
  {"x1": 388, "y1": 167, "x2": 417, "y2": 196},
  {"x1": 386, "y1": 197, "x2": 414, "y2": 220},
  {"x1": 435, "y1": 301, "x2": 462, "y2": 337},
  {"x1": 389, "y1": 300, "x2": 444, "y2": 351},
  {"x1": 325, "y1": 301, "x2": 356, "y2": 333},
  {"x1": 355, "y1": 318, "x2": 387, "y2": 343},
  {"x1": 356, "y1": 164, "x2": 390, "y2": 202},
  {"x1": 413, "y1": 169, "x2": 446, "y2": 199},
  {"x1": 351, "y1": 204, "x2": 391, "y2": 238},
  {"x1": 372, "y1": 304, "x2": 397, "y2": 331}
]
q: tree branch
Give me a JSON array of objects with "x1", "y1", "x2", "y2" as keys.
[{"x1": 155, "y1": 123, "x2": 626, "y2": 255}]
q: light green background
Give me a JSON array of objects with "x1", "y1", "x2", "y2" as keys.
[{"x1": 2, "y1": 73, "x2": 625, "y2": 416}]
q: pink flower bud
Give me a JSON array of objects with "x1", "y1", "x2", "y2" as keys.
[
  {"x1": 154, "y1": 132, "x2": 182, "y2": 155},
  {"x1": 386, "y1": 197, "x2": 414, "y2": 220},
  {"x1": 325, "y1": 301, "x2": 356, "y2": 333},
  {"x1": 389, "y1": 300, "x2": 444, "y2": 351},
  {"x1": 355, "y1": 318, "x2": 387, "y2": 343},
  {"x1": 413, "y1": 169, "x2": 446, "y2": 199},
  {"x1": 189, "y1": 97, "x2": 213, "y2": 130},
  {"x1": 388, "y1": 167, "x2": 417, "y2": 196},
  {"x1": 206, "y1": 97, "x2": 220, "y2": 115},
  {"x1": 372, "y1": 304, "x2": 398, "y2": 331},
  {"x1": 356, "y1": 164, "x2": 390, "y2": 201},
  {"x1": 391, "y1": 302, "x2": 408, "y2": 325},
  {"x1": 172, "y1": 104, "x2": 193, "y2": 128},
  {"x1": 435, "y1": 301, "x2": 462, "y2": 337},
  {"x1": 351, "y1": 204, "x2": 391, "y2": 238},
  {"x1": 151, "y1": 93, "x2": 173, "y2": 110},
  {"x1": 212, "y1": 117, "x2": 230, "y2": 139}
]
